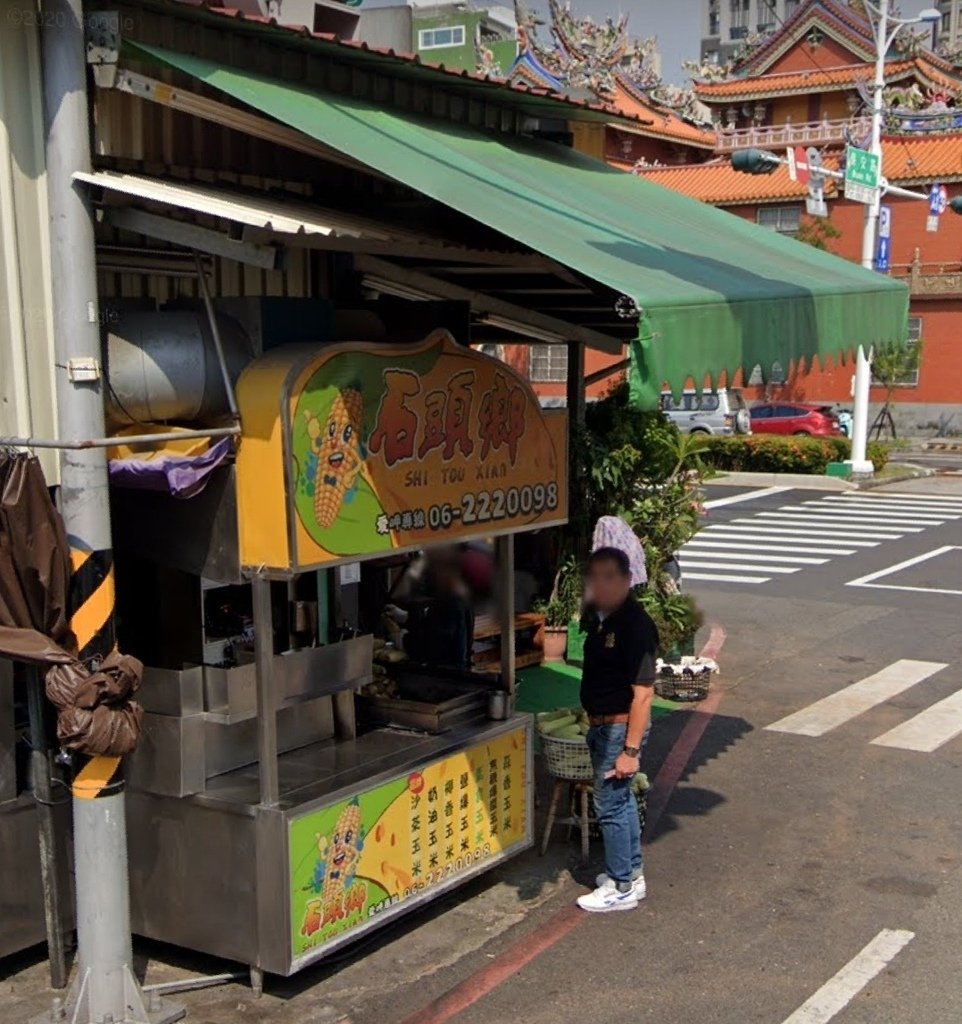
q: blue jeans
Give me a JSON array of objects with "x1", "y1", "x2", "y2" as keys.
[{"x1": 586, "y1": 723, "x2": 649, "y2": 885}]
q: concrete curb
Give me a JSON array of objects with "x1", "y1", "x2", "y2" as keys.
[
  {"x1": 708, "y1": 471, "x2": 854, "y2": 490},
  {"x1": 708, "y1": 467, "x2": 936, "y2": 491}
]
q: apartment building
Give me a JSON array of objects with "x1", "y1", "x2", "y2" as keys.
[
  {"x1": 938, "y1": 0, "x2": 962, "y2": 51},
  {"x1": 701, "y1": 0, "x2": 803, "y2": 63}
]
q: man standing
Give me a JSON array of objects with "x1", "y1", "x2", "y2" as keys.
[{"x1": 576, "y1": 547, "x2": 658, "y2": 913}]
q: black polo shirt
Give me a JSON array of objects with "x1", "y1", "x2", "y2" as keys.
[{"x1": 579, "y1": 598, "x2": 659, "y2": 716}]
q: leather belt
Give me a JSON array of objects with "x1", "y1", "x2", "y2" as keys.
[{"x1": 588, "y1": 713, "x2": 630, "y2": 726}]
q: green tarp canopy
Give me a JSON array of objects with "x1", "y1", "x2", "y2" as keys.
[{"x1": 130, "y1": 42, "x2": 909, "y2": 408}]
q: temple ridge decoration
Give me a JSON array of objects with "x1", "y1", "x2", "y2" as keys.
[{"x1": 507, "y1": 0, "x2": 705, "y2": 122}]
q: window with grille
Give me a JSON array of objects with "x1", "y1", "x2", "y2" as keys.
[
  {"x1": 730, "y1": 0, "x2": 750, "y2": 36},
  {"x1": 756, "y1": 205, "x2": 802, "y2": 235},
  {"x1": 529, "y1": 345, "x2": 568, "y2": 383},
  {"x1": 785, "y1": 0, "x2": 801, "y2": 17},
  {"x1": 418, "y1": 25, "x2": 466, "y2": 49},
  {"x1": 758, "y1": 0, "x2": 777, "y2": 30}
]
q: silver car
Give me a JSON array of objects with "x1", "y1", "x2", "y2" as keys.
[{"x1": 660, "y1": 388, "x2": 752, "y2": 436}]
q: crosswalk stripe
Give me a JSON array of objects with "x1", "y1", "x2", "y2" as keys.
[
  {"x1": 727, "y1": 520, "x2": 897, "y2": 541},
  {"x1": 755, "y1": 512, "x2": 924, "y2": 532},
  {"x1": 796, "y1": 504, "x2": 949, "y2": 523},
  {"x1": 677, "y1": 559, "x2": 800, "y2": 574},
  {"x1": 686, "y1": 538, "x2": 856, "y2": 555},
  {"x1": 766, "y1": 660, "x2": 947, "y2": 737},
  {"x1": 871, "y1": 688, "x2": 962, "y2": 752},
  {"x1": 717, "y1": 520, "x2": 885, "y2": 544},
  {"x1": 824, "y1": 496, "x2": 962, "y2": 514},
  {"x1": 704, "y1": 532, "x2": 876, "y2": 548},
  {"x1": 842, "y1": 492, "x2": 962, "y2": 505},
  {"x1": 684, "y1": 571, "x2": 771, "y2": 584},
  {"x1": 738, "y1": 514, "x2": 908, "y2": 534},
  {"x1": 703, "y1": 485, "x2": 791, "y2": 510},
  {"x1": 682, "y1": 549, "x2": 827, "y2": 565}
]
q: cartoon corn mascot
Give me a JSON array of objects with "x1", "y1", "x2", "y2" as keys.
[
  {"x1": 300, "y1": 800, "x2": 365, "y2": 939},
  {"x1": 304, "y1": 386, "x2": 365, "y2": 529}
]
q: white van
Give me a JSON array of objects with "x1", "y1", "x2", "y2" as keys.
[{"x1": 660, "y1": 388, "x2": 752, "y2": 436}]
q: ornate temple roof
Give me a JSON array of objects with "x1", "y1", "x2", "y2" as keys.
[{"x1": 635, "y1": 134, "x2": 962, "y2": 205}]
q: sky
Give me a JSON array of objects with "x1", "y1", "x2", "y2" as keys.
[{"x1": 523, "y1": 0, "x2": 936, "y2": 86}]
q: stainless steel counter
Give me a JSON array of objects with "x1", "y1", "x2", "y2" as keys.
[{"x1": 127, "y1": 715, "x2": 533, "y2": 976}]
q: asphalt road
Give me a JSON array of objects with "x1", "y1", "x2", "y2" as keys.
[
  {"x1": 7, "y1": 481, "x2": 962, "y2": 1024},
  {"x1": 384, "y1": 481, "x2": 962, "y2": 1024}
]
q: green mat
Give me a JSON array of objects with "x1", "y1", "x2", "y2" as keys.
[{"x1": 516, "y1": 662, "x2": 676, "y2": 719}]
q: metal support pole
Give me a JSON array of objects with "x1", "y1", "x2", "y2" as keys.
[
  {"x1": 852, "y1": 0, "x2": 893, "y2": 476},
  {"x1": 253, "y1": 576, "x2": 280, "y2": 808},
  {"x1": 26, "y1": 670, "x2": 68, "y2": 990},
  {"x1": 37, "y1": 3, "x2": 182, "y2": 1022},
  {"x1": 497, "y1": 535, "x2": 516, "y2": 698}
]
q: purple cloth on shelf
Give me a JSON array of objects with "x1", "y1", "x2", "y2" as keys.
[{"x1": 108, "y1": 437, "x2": 233, "y2": 499}]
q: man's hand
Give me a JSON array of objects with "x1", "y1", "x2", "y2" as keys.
[{"x1": 614, "y1": 751, "x2": 640, "y2": 779}]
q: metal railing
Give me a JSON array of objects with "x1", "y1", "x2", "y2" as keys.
[{"x1": 715, "y1": 116, "x2": 870, "y2": 152}]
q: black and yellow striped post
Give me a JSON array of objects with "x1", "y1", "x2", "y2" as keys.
[
  {"x1": 69, "y1": 543, "x2": 122, "y2": 802},
  {"x1": 40, "y1": 2, "x2": 175, "y2": 1017}
]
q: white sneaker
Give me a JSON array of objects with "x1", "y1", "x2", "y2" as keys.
[
  {"x1": 577, "y1": 880, "x2": 638, "y2": 913},
  {"x1": 595, "y1": 872, "x2": 647, "y2": 900}
]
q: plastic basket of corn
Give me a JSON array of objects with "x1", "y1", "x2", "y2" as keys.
[{"x1": 536, "y1": 710, "x2": 593, "y2": 781}]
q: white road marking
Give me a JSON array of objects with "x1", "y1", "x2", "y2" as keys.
[
  {"x1": 779, "y1": 928, "x2": 914, "y2": 1024},
  {"x1": 797, "y1": 504, "x2": 949, "y2": 523},
  {"x1": 683, "y1": 549, "x2": 828, "y2": 565},
  {"x1": 676, "y1": 559, "x2": 799, "y2": 574},
  {"x1": 683, "y1": 571, "x2": 771, "y2": 584},
  {"x1": 726, "y1": 521, "x2": 894, "y2": 542},
  {"x1": 871, "y1": 687, "x2": 962, "y2": 752},
  {"x1": 703, "y1": 486, "x2": 791, "y2": 510},
  {"x1": 687, "y1": 537, "x2": 857, "y2": 555},
  {"x1": 824, "y1": 496, "x2": 962, "y2": 514},
  {"x1": 847, "y1": 491, "x2": 962, "y2": 504},
  {"x1": 704, "y1": 525, "x2": 879, "y2": 547},
  {"x1": 847, "y1": 546, "x2": 962, "y2": 597},
  {"x1": 755, "y1": 512, "x2": 924, "y2": 532},
  {"x1": 766, "y1": 660, "x2": 947, "y2": 737}
]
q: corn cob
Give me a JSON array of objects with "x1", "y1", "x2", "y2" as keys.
[
  {"x1": 308, "y1": 388, "x2": 364, "y2": 529},
  {"x1": 322, "y1": 801, "x2": 363, "y2": 907}
]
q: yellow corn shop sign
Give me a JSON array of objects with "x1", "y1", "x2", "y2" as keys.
[
  {"x1": 236, "y1": 331, "x2": 568, "y2": 572},
  {"x1": 288, "y1": 723, "x2": 529, "y2": 963}
]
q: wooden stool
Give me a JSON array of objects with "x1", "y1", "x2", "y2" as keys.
[{"x1": 539, "y1": 778, "x2": 592, "y2": 864}]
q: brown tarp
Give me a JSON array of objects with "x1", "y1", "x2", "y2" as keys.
[{"x1": 0, "y1": 452, "x2": 142, "y2": 756}]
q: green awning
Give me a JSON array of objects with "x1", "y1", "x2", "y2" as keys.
[{"x1": 129, "y1": 42, "x2": 909, "y2": 407}]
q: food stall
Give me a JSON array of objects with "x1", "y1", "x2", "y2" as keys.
[{"x1": 118, "y1": 328, "x2": 567, "y2": 979}]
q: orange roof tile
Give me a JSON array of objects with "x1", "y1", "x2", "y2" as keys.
[
  {"x1": 610, "y1": 85, "x2": 716, "y2": 149},
  {"x1": 633, "y1": 160, "x2": 835, "y2": 205},
  {"x1": 696, "y1": 60, "x2": 911, "y2": 100},
  {"x1": 633, "y1": 136, "x2": 962, "y2": 205},
  {"x1": 696, "y1": 55, "x2": 962, "y2": 105},
  {"x1": 880, "y1": 135, "x2": 962, "y2": 182}
]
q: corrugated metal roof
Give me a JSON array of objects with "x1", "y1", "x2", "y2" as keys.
[
  {"x1": 74, "y1": 170, "x2": 394, "y2": 237},
  {"x1": 147, "y1": 0, "x2": 640, "y2": 124}
]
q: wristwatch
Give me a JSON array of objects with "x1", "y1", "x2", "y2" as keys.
[{"x1": 623, "y1": 745, "x2": 640, "y2": 758}]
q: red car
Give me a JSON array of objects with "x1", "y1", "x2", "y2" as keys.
[{"x1": 750, "y1": 402, "x2": 842, "y2": 436}]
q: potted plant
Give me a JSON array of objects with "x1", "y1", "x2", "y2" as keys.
[
  {"x1": 639, "y1": 589, "x2": 704, "y2": 660},
  {"x1": 533, "y1": 595, "x2": 572, "y2": 662},
  {"x1": 534, "y1": 557, "x2": 583, "y2": 663}
]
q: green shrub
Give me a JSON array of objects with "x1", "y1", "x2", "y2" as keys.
[{"x1": 702, "y1": 436, "x2": 890, "y2": 475}]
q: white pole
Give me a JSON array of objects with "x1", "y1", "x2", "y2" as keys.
[
  {"x1": 850, "y1": 0, "x2": 890, "y2": 476},
  {"x1": 37, "y1": 4, "x2": 183, "y2": 1022}
]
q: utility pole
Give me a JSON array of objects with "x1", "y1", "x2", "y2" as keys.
[
  {"x1": 37, "y1": 3, "x2": 182, "y2": 1022},
  {"x1": 850, "y1": 1, "x2": 942, "y2": 476}
]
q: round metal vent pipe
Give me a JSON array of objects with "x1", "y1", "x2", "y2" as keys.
[{"x1": 103, "y1": 311, "x2": 253, "y2": 427}]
